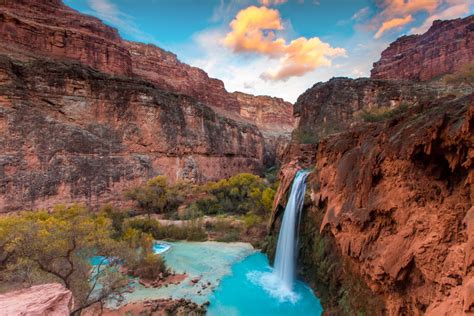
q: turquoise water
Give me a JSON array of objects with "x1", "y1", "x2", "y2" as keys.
[
  {"x1": 152, "y1": 242, "x2": 171, "y2": 254},
  {"x1": 116, "y1": 241, "x2": 255, "y2": 306},
  {"x1": 99, "y1": 241, "x2": 322, "y2": 315},
  {"x1": 208, "y1": 252, "x2": 323, "y2": 316}
]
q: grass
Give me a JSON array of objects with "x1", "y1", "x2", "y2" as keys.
[{"x1": 356, "y1": 103, "x2": 409, "y2": 122}]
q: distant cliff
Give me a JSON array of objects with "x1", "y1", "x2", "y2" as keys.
[{"x1": 371, "y1": 15, "x2": 473, "y2": 81}]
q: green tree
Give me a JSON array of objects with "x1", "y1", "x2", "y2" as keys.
[{"x1": 125, "y1": 176, "x2": 168, "y2": 217}]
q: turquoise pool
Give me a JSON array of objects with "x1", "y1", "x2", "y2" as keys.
[{"x1": 207, "y1": 252, "x2": 323, "y2": 316}]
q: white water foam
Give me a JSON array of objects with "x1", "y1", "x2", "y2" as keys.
[{"x1": 246, "y1": 270, "x2": 301, "y2": 304}]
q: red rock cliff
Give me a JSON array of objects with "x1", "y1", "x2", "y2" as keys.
[
  {"x1": 270, "y1": 17, "x2": 474, "y2": 315},
  {"x1": 371, "y1": 16, "x2": 474, "y2": 81},
  {"x1": 0, "y1": 0, "x2": 293, "y2": 134}
]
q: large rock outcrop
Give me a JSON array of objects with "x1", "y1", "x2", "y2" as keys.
[
  {"x1": 0, "y1": 54, "x2": 265, "y2": 211},
  {"x1": 270, "y1": 17, "x2": 474, "y2": 316},
  {"x1": 0, "y1": 283, "x2": 73, "y2": 315},
  {"x1": 371, "y1": 15, "x2": 473, "y2": 81},
  {"x1": 273, "y1": 87, "x2": 473, "y2": 315}
]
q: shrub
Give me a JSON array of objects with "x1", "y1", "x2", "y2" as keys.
[
  {"x1": 292, "y1": 128, "x2": 319, "y2": 144},
  {"x1": 189, "y1": 173, "x2": 276, "y2": 216},
  {"x1": 356, "y1": 103, "x2": 409, "y2": 122},
  {"x1": 125, "y1": 176, "x2": 190, "y2": 217},
  {"x1": 128, "y1": 253, "x2": 167, "y2": 280}
]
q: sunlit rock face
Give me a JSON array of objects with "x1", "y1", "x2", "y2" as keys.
[
  {"x1": 0, "y1": 0, "x2": 294, "y2": 211},
  {"x1": 371, "y1": 16, "x2": 474, "y2": 81},
  {"x1": 0, "y1": 283, "x2": 74, "y2": 315}
]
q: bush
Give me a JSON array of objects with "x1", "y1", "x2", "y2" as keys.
[
  {"x1": 128, "y1": 253, "x2": 167, "y2": 280},
  {"x1": 189, "y1": 173, "x2": 276, "y2": 216},
  {"x1": 292, "y1": 128, "x2": 319, "y2": 144},
  {"x1": 125, "y1": 176, "x2": 191, "y2": 217},
  {"x1": 356, "y1": 103, "x2": 409, "y2": 123},
  {"x1": 123, "y1": 218, "x2": 207, "y2": 242}
]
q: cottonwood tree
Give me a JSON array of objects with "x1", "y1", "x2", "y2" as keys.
[{"x1": 0, "y1": 205, "x2": 135, "y2": 315}]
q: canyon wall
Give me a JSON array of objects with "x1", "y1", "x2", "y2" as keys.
[
  {"x1": 371, "y1": 16, "x2": 473, "y2": 81},
  {"x1": 0, "y1": 0, "x2": 293, "y2": 133},
  {"x1": 0, "y1": 0, "x2": 293, "y2": 211},
  {"x1": 270, "y1": 16, "x2": 474, "y2": 316},
  {"x1": 0, "y1": 55, "x2": 265, "y2": 211}
]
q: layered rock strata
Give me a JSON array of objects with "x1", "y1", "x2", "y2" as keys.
[{"x1": 371, "y1": 16, "x2": 474, "y2": 81}]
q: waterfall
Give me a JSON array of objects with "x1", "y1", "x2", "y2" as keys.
[{"x1": 273, "y1": 169, "x2": 310, "y2": 291}]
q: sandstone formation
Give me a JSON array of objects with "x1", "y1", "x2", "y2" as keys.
[
  {"x1": 0, "y1": 54, "x2": 265, "y2": 211},
  {"x1": 269, "y1": 17, "x2": 474, "y2": 315},
  {"x1": 293, "y1": 77, "x2": 463, "y2": 142},
  {"x1": 371, "y1": 15, "x2": 474, "y2": 81},
  {"x1": 0, "y1": 283, "x2": 73, "y2": 315},
  {"x1": 273, "y1": 87, "x2": 473, "y2": 315},
  {"x1": 0, "y1": 0, "x2": 293, "y2": 211},
  {"x1": 0, "y1": 0, "x2": 293, "y2": 133}
]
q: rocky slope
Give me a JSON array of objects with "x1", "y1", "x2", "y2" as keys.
[
  {"x1": 371, "y1": 15, "x2": 473, "y2": 81},
  {"x1": 0, "y1": 0, "x2": 293, "y2": 211},
  {"x1": 269, "y1": 17, "x2": 474, "y2": 316}
]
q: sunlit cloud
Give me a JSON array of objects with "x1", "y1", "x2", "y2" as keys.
[
  {"x1": 374, "y1": 15, "x2": 414, "y2": 38},
  {"x1": 223, "y1": 6, "x2": 346, "y2": 81},
  {"x1": 410, "y1": 0, "x2": 472, "y2": 33},
  {"x1": 371, "y1": 0, "x2": 471, "y2": 39}
]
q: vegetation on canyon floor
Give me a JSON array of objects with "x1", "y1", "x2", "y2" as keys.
[{"x1": 0, "y1": 172, "x2": 277, "y2": 312}]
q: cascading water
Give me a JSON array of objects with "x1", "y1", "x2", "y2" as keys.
[{"x1": 273, "y1": 169, "x2": 310, "y2": 291}]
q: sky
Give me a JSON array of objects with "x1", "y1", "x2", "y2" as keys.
[{"x1": 64, "y1": 0, "x2": 473, "y2": 102}]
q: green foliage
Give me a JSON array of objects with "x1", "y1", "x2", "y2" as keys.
[
  {"x1": 0, "y1": 205, "x2": 134, "y2": 314},
  {"x1": 125, "y1": 176, "x2": 169, "y2": 216},
  {"x1": 127, "y1": 253, "x2": 167, "y2": 280},
  {"x1": 123, "y1": 218, "x2": 207, "y2": 242},
  {"x1": 356, "y1": 103, "x2": 409, "y2": 123},
  {"x1": 292, "y1": 128, "x2": 319, "y2": 144},
  {"x1": 189, "y1": 173, "x2": 276, "y2": 216}
]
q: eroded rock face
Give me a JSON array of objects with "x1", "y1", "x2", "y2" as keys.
[
  {"x1": 0, "y1": 283, "x2": 73, "y2": 315},
  {"x1": 0, "y1": 55, "x2": 264, "y2": 211},
  {"x1": 275, "y1": 93, "x2": 473, "y2": 315},
  {"x1": 293, "y1": 77, "x2": 462, "y2": 142},
  {"x1": 0, "y1": 0, "x2": 294, "y2": 211},
  {"x1": 0, "y1": 0, "x2": 293, "y2": 134},
  {"x1": 371, "y1": 16, "x2": 474, "y2": 81}
]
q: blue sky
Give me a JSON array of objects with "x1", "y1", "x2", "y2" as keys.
[{"x1": 64, "y1": 0, "x2": 473, "y2": 102}]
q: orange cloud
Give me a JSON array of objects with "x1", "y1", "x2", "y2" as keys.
[
  {"x1": 373, "y1": 0, "x2": 443, "y2": 38},
  {"x1": 224, "y1": 6, "x2": 346, "y2": 81},
  {"x1": 374, "y1": 15, "x2": 414, "y2": 38}
]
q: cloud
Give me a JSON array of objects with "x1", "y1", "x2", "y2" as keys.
[
  {"x1": 410, "y1": 0, "x2": 472, "y2": 33},
  {"x1": 352, "y1": 6, "x2": 371, "y2": 21},
  {"x1": 371, "y1": 0, "x2": 471, "y2": 39},
  {"x1": 87, "y1": 0, "x2": 156, "y2": 42},
  {"x1": 223, "y1": 6, "x2": 346, "y2": 81},
  {"x1": 259, "y1": 0, "x2": 287, "y2": 5},
  {"x1": 374, "y1": 15, "x2": 414, "y2": 38}
]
